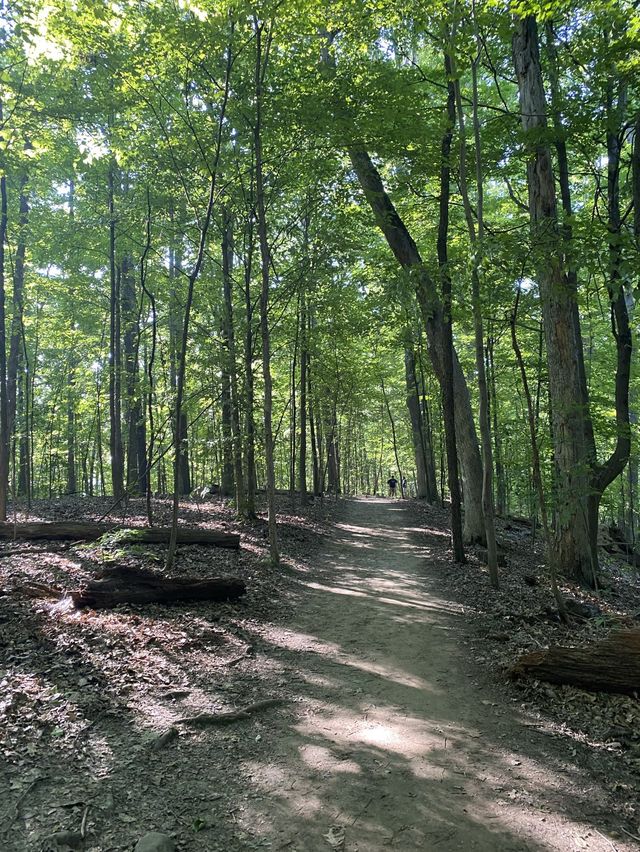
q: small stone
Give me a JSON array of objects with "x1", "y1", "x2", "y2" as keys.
[{"x1": 134, "y1": 832, "x2": 175, "y2": 852}]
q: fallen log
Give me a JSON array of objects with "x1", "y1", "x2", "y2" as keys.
[
  {"x1": 71, "y1": 565, "x2": 246, "y2": 610},
  {"x1": 510, "y1": 628, "x2": 640, "y2": 695},
  {"x1": 0, "y1": 522, "x2": 239, "y2": 549}
]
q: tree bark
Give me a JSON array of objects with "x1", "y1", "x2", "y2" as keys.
[
  {"x1": 513, "y1": 15, "x2": 596, "y2": 585},
  {"x1": 121, "y1": 255, "x2": 144, "y2": 494},
  {"x1": 242, "y1": 216, "x2": 258, "y2": 517},
  {"x1": 108, "y1": 166, "x2": 125, "y2": 501},
  {"x1": 453, "y1": 47, "x2": 498, "y2": 586},
  {"x1": 404, "y1": 347, "x2": 432, "y2": 500},
  {"x1": 166, "y1": 24, "x2": 233, "y2": 569},
  {"x1": 298, "y1": 272, "x2": 308, "y2": 500},
  {"x1": 0, "y1": 111, "x2": 10, "y2": 521},
  {"x1": 510, "y1": 629, "x2": 640, "y2": 695},
  {"x1": 71, "y1": 565, "x2": 245, "y2": 610},
  {"x1": 222, "y1": 208, "x2": 246, "y2": 514},
  {"x1": 254, "y1": 18, "x2": 279, "y2": 564},
  {"x1": 436, "y1": 57, "x2": 465, "y2": 563},
  {"x1": 8, "y1": 173, "x2": 27, "y2": 436},
  {"x1": 0, "y1": 521, "x2": 240, "y2": 546}
]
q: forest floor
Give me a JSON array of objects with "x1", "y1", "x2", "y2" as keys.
[{"x1": 0, "y1": 495, "x2": 639, "y2": 851}]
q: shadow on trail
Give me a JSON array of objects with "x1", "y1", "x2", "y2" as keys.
[{"x1": 228, "y1": 498, "x2": 624, "y2": 851}]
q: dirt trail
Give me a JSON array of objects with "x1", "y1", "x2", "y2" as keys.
[{"x1": 239, "y1": 498, "x2": 631, "y2": 851}]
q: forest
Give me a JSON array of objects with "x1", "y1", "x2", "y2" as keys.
[
  {"x1": 0, "y1": 0, "x2": 638, "y2": 584},
  {"x1": 1, "y1": 0, "x2": 640, "y2": 850}
]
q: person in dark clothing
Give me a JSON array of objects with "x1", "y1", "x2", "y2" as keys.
[{"x1": 387, "y1": 475, "x2": 398, "y2": 497}]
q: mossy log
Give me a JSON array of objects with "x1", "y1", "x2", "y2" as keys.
[
  {"x1": 510, "y1": 629, "x2": 640, "y2": 695},
  {"x1": 0, "y1": 522, "x2": 239, "y2": 548},
  {"x1": 71, "y1": 565, "x2": 246, "y2": 610}
]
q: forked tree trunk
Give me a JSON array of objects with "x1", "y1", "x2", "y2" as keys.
[{"x1": 513, "y1": 15, "x2": 596, "y2": 585}]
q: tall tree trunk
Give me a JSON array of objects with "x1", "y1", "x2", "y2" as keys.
[
  {"x1": 347, "y1": 147, "x2": 484, "y2": 543},
  {"x1": 298, "y1": 276, "x2": 308, "y2": 500},
  {"x1": 325, "y1": 405, "x2": 340, "y2": 494},
  {"x1": 222, "y1": 207, "x2": 246, "y2": 514},
  {"x1": 242, "y1": 213, "x2": 257, "y2": 517},
  {"x1": 511, "y1": 288, "x2": 567, "y2": 620},
  {"x1": 220, "y1": 343, "x2": 234, "y2": 496},
  {"x1": 108, "y1": 166, "x2": 125, "y2": 501},
  {"x1": 436, "y1": 56, "x2": 465, "y2": 563},
  {"x1": 254, "y1": 18, "x2": 279, "y2": 564},
  {"x1": 513, "y1": 15, "x2": 596, "y2": 585},
  {"x1": 404, "y1": 346, "x2": 432, "y2": 501},
  {"x1": 166, "y1": 22, "x2": 233, "y2": 569},
  {"x1": 486, "y1": 332, "x2": 506, "y2": 515},
  {"x1": 0, "y1": 115, "x2": 9, "y2": 520},
  {"x1": 8, "y1": 174, "x2": 27, "y2": 436},
  {"x1": 589, "y1": 74, "x2": 632, "y2": 540},
  {"x1": 453, "y1": 46, "x2": 498, "y2": 587},
  {"x1": 308, "y1": 363, "x2": 321, "y2": 495},
  {"x1": 121, "y1": 255, "x2": 143, "y2": 493},
  {"x1": 169, "y1": 209, "x2": 191, "y2": 496},
  {"x1": 139, "y1": 190, "x2": 154, "y2": 520},
  {"x1": 66, "y1": 356, "x2": 77, "y2": 494},
  {"x1": 9, "y1": 173, "x2": 28, "y2": 503}
]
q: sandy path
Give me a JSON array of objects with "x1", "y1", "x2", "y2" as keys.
[{"x1": 239, "y1": 498, "x2": 630, "y2": 851}]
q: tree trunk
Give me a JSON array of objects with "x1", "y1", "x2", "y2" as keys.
[
  {"x1": 121, "y1": 255, "x2": 143, "y2": 494},
  {"x1": 222, "y1": 208, "x2": 246, "y2": 514},
  {"x1": 0, "y1": 521, "x2": 240, "y2": 547},
  {"x1": 71, "y1": 565, "x2": 245, "y2": 610},
  {"x1": 453, "y1": 48, "x2": 498, "y2": 587},
  {"x1": 108, "y1": 166, "x2": 125, "y2": 501},
  {"x1": 510, "y1": 629, "x2": 640, "y2": 696},
  {"x1": 404, "y1": 347, "x2": 431, "y2": 500},
  {"x1": 0, "y1": 116, "x2": 10, "y2": 521},
  {"x1": 348, "y1": 147, "x2": 484, "y2": 543},
  {"x1": 436, "y1": 58, "x2": 465, "y2": 563},
  {"x1": 254, "y1": 18, "x2": 279, "y2": 564},
  {"x1": 298, "y1": 275, "x2": 308, "y2": 500},
  {"x1": 513, "y1": 15, "x2": 596, "y2": 585},
  {"x1": 589, "y1": 75, "x2": 632, "y2": 545},
  {"x1": 8, "y1": 173, "x2": 27, "y2": 436},
  {"x1": 220, "y1": 347, "x2": 235, "y2": 496},
  {"x1": 168, "y1": 210, "x2": 191, "y2": 497}
]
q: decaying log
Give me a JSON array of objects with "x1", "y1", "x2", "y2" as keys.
[
  {"x1": 71, "y1": 565, "x2": 246, "y2": 610},
  {"x1": 510, "y1": 628, "x2": 640, "y2": 695},
  {"x1": 0, "y1": 522, "x2": 240, "y2": 549}
]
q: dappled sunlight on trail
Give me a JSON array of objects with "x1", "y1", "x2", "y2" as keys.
[{"x1": 238, "y1": 498, "x2": 630, "y2": 851}]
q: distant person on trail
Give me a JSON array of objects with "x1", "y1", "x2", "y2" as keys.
[
  {"x1": 387, "y1": 476, "x2": 398, "y2": 497},
  {"x1": 401, "y1": 477, "x2": 407, "y2": 495}
]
